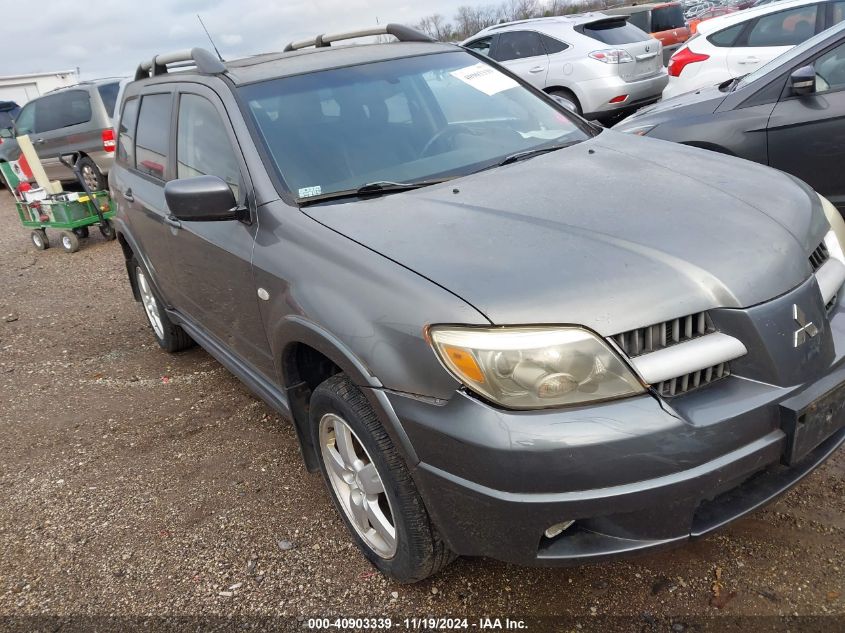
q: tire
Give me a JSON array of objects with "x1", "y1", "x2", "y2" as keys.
[
  {"x1": 548, "y1": 88, "x2": 581, "y2": 115},
  {"x1": 59, "y1": 230, "x2": 80, "y2": 253},
  {"x1": 99, "y1": 219, "x2": 117, "y2": 241},
  {"x1": 131, "y1": 257, "x2": 194, "y2": 353},
  {"x1": 73, "y1": 226, "x2": 89, "y2": 239},
  {"x1": 77, "y1": 156, "x2": 106, "y2": 191},
  {"x1": 310, "y1": 374, "x2": 455, "y2": 583},
  {"x1": 30, "y1": 230, "x2": 49, "y2": 250}
]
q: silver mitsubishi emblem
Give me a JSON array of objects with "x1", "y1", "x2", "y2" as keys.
[{"x1": 793, "y1": 304, "x2": 819, "y2": 347}]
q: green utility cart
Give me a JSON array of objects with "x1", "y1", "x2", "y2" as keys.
[{"x1": 5, "y1": 152, "x2": 117, "y2": 253}]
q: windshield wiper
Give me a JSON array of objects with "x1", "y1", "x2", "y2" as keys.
[
  {"x1": 296, "y1": 179, "x2": 451, "y2": 205},
  {"x1": 492, "y1": 141, "x2": 580, "y2": 169}
]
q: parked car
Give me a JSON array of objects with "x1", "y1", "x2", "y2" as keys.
[
  {"x1": 113, "y1": 29, "x2": 845, "y2": 583},
  {"x1": 0, "y1": 100, "x2": 20, "y2": 131},
  {"x1": 461, "y1": 14, "x2": 668, "y2": 120},
  {"x1": 688, "y1": 6, "x2": 738, "y2": 33},
  {"x1": 603, "y1": 2, "x2": 691, "y2": 62},
  {"x1": 664, "y1": 0, "x2": 843, "y2": 98},
  {"x1": 0, "y1": 78, "x2": 125, "y2": 191},
  {"x1": 616, "y1": 20, "x2": 845, "y2": 210}
]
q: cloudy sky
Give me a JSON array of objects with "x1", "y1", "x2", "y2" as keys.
[{"x1": 1, "y1": 0, "x2": 472, "y2": 79}]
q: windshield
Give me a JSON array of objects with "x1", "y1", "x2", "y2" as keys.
[
  {"x1": 737, "y1": 22, "x2": 845, "y2": 89},
  {"x1": 240, "y1": 51, "x2": 590, "y2": 201}
]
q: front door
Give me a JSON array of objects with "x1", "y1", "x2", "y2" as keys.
[
  {"x1": 767, "y1": 39, "x2": 845, "y2": 210},
  {"x1": 165, "y1": 84, "x2": 274, "y2": 379}
]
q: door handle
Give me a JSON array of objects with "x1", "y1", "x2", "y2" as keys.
[
  {"x1": 122, "y1": 188, "x2": 134, "y2": 202},
  {"x1": 739, "y1": 56, "x2": 760, "y2": 64},
  {"x1": 528, "y1": 66, "x2": 545, "y2": 73},
  {"x1": 163, "y1": 215, "x2": 182, "y2": 229},
  {"x1": 33, "y1": 138, "x2": 46, "y2": 145}
]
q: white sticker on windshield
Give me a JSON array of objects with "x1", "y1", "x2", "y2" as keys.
[
  {"x1": 450, "y1": 63, "x2": 519, "y2": 96},
  {"x1": 298, "y1": 185, "x2": 322, "y2": 198}
]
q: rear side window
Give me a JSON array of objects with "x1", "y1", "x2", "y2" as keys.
[
  {"x1": 35, "y1": 90, "x2": 91, "y2": 133},
  {"x1": 651, "y1": 5, "x2": 686, "y2": 31},
  {"x1": 583, "y1": 20, "x2": 651, "y2": 44},
  {"x1": 627, "y1": 12, "x2": 650, "y2": 31},
  {"x1": 97, "y1": 82, "x2": 120, "y2": 117},
  {"x1": 492, "y1": 31, "x2": 545, "y2": 61},
  {"x1": 176, "y1": 94, "x2": 240, "y2": 198},
  {"x1": 746, "y1": 5, "x2": 818, "y2": 47},
  {"x1": 708, "y1": 23, "x2": 744, "y2": 47},
  {"x1": 539, "y1": 34, "x2": 569, "y2": 54},
  {"x1": 834, "y1": 1, "x2": 845, "y2": 25},
  {"x1": 135, "y1": 93, "x2": 171, "y2": 180},
  {"x1": 117, "y1": 97, "x2": 138, "y2": 166}
]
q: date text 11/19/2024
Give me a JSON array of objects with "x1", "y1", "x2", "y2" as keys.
[{"x1": 307, "y1": 617, "x2": 528, "y2": 630}]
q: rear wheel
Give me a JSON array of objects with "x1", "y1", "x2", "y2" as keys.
[
  {"x1": 73, "y1": 226, "x2": 89, "y2": 239},
  {"x1": 78, "y1": 156, "x2": 106, "y2": 191},
  {"x1": 132, "y1": 258, "x2": 193, "y2": 352},
  {"x1": 99, "y1": 220, "x2": 117, "y2": 241},
  {"x1": 547, "y1": 88, "x2": 581, "y2": 115},
  {"x1": 30, "y1": 230, "x2": 49, "y2": 250},
  {"x1": 59, "y1": 230, "x2": 79, "y2": 253},
  {"x1": 310, "y1": 374, "x2": 455, "y2": 583}
]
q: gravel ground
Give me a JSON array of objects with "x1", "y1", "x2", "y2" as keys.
[{"x1": 0, "y1": 190, "x2": 843, "y2": 632}]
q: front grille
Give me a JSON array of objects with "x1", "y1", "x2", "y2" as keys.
[
  {"x1": 612, "y1": 311, "x2": 715, "y2": 358},
  {"x1": 656, "y1": 362, "x2": 730, "y2": 398},
  {"x1": 810, "y1": 241, "x2": 829, "y2": 272}
]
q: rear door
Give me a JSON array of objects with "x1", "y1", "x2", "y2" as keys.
[
  {"x1": 767, "y1": 38, "x2": 845, "y2": 209},
  {"x1": 726, "y1": 4, "x2": 821, "y2": 76},
  {"x1": 490, "y1": 30, "x2": 550, "y2": 88},
  {"x1": 166, "y1": 84, "x2": 273, "y2": 379},
  {"x1": 113, "y1": 89, "x2": 181, "y2": 298}
]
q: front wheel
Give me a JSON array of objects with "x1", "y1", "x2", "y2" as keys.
[
  {"x1": 310, "y1": 374, "x2": 455, "y2": 583},
  {"x1": 30, "y1": 230, "x2": 49, "y2": 250}
]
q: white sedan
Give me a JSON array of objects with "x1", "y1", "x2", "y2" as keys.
[{"x1": 663, "y1": 0, "x2": 842, "y2": 99}]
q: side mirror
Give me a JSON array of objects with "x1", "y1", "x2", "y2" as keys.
[
  {"x1": 164, "y1": 175, "x2": 239, "y2": 222},
  {"x1": 790, "y1": 65, "x2": 816, "y2": 96}
]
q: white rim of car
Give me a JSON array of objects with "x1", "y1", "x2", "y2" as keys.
[
  {"x1": 136, "y1": 266, "x2": 165, "y2": 339},
  {"x1": 319, "y1": 412, "x2": 397, "y2": 558},
  {"x1": 81, "y1": 164, "x2": 99, "y2": 191}
]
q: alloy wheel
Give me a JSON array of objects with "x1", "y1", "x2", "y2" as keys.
[
  {"x1": 319, "y1": 412, "x2": 397, "y2": 558},
  {"x1": 136, "y1": 267, "x2": 165, "y2": 339}
]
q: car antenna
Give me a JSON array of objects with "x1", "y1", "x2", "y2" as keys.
[{"x1": 197, "y1": 14, "x2": 224, "y2": 62}]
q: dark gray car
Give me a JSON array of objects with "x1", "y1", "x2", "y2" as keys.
[
  {"x1": 111, "y1": 27, "x2": 845, "y2": 583},
  {"x1": 615, "y1": 21, "x2": 845, "y2": 211}
]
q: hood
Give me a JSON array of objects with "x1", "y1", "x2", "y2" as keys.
[
  {"x1": 616, "y1": 84, "x2": 727, "y2": 127},
  {"x1": 304, "y1": 131, "x2": 827, "y2": 335}
]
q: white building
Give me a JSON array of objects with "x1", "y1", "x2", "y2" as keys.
[{"x1": 0, "y1": 69, "x2": 79, "y2": 105}]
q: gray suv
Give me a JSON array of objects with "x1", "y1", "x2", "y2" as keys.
[
  {"x1": 111, "y1": 27, "x2": 845, "y2": 583},
  {"x1": 1, "y1": 78, "x2": 122, "y2": 190}
]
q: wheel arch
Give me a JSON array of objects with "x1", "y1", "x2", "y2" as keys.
[{"x1": 680, "y1": 140, "x2": 737, "y2": 156}]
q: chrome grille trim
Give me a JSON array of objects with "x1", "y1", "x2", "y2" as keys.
[
  {"x1": 629, "y1": 332, "x2": 747, "y2": 385},
  {"x1": 815, "y1": 258, "x2": 845, "y2": 305},
  {"x1": 612, "y1": 311, "x2": 714, "y2": 358},
  {"x1": 809, "y1": 241, "x2": 830, "y2": 272}
]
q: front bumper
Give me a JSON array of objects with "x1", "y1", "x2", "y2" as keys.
[
  {"x1": 390, "y1": 286, "x2": 845, "y2": 566},
  {"x1": 581, "y1": 71, "x2": 669, "y2": 119}
]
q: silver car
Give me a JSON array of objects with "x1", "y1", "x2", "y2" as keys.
[
  {"x1": 462, "y1": 13, "x2": 668, "y2": 120},
  {"x1": 0, "y1": 78, "x2": 123, "y2": 190}
]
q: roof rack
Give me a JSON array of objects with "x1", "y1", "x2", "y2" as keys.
[
  {"x1": 134, "y1": 47, "x2": 226, "y2": 81},
  {"x1": 283, "y1": 23, "x2": 433, "y2": 52}
]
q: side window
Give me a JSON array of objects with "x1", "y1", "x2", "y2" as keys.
[
  {"x1": 35, "y1": 90, "x2": 91, "y2": 133},
  {"x1": 135, "y1": 93, "x2": 171, "y2": 180},
  {"x1": 746, "y1": 5, "x2": 818, "y2": 47},
  {"x1": 465, "y1": 36, "x2": 493, "y2": 56},
  {"x1": 492, "y1": 31, "x2": 545, "y2": 62},
  {"x1": 627, "y1": 12, "x2": 650, "y2": 32},
  {"x1": 14, "y1": 101, "x2": 36, "y2": 135},
  {"x1": 708, "y1": 23, "x2": 745, "y2": 47},
  {"x1": 176, "y1": 93, "x2": 240, "y2": 199},
  {"x1": 116, "y1": 97, "x2": 139, "y2": 166},
  {"x1": 814, "y1": 40, "x2": 845, "y2": 93},
  {"x1": 539, "y1": 34, "x2": 569, "y2": 54},
  {"x1": 832, "y1": 1, "x2": 845, "y2": 26},
  {"x1": 97, "y1": 82, "x2": 120, "y2": 118}
]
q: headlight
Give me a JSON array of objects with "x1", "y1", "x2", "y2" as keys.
[
  {"x1": 619, "y1": 123, "x2": 656, "y2": 136},
  {"x1": 428, "y1": 326, "x2": 645, "y2": 409}
]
